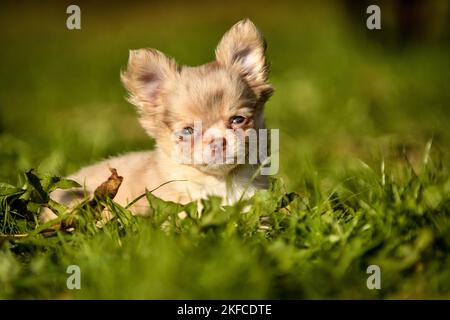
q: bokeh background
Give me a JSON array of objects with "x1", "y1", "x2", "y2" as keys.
[{"x1": 0, "y1": 0, "x2": 449, "y2": 193}]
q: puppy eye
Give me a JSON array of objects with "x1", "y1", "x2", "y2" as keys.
[
  {"x1": 230, "y1": 116, "x2": 247, "y2": 127},
  {"x1": 181, "y1": 127, "x2": 194, "y2": 135}
]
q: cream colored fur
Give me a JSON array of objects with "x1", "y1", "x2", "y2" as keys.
[{"x1": 40, "y1": 19, "x2": 274, "y2": 222}]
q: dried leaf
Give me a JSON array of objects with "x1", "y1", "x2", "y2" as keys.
[{"x1": 62, "y1": 168, "x2": 123, "y2": 228}]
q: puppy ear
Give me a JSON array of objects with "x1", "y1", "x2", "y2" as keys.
[
  {"x1": 121, "y1": 48, "x2": 178, "y2": 111},
  {"x1": 215, "y1": 19, "x2": 273, "y2": 100}
]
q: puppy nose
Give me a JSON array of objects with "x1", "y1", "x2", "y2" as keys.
[{"x1": 209, "y1": 137, "x2": 226, "y2": 150}]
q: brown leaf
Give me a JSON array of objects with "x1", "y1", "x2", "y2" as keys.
[{"x1": 62, "y1": 168, "x2": 123, "y2": 228}]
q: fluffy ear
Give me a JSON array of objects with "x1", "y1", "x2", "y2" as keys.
[
  {"x1": 215, "y1": 19, "x2": 273, "y2": 100},
  {"x1": 121, "y1": 48, "x2": 178, "y2": 111}
]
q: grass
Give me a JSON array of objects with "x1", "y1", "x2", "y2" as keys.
[{"x1": 0, "y1": 1, "x2": 449, "y2": 299}]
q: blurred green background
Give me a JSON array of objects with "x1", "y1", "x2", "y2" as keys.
[{"x1": 0, "y1": 0, "x2": 449, "y2": 191}]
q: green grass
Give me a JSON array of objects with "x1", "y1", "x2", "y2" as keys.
[{"x1": 0, "y1": 1, "x2": 449, "y2": 299}]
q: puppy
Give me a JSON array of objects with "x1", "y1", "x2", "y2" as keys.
[{"x1": 41, "y1": 19, "x2": 274, "y2": 222}]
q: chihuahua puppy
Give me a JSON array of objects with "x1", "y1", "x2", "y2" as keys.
[{"x1": 41, "y1": 19, "x2": 274, "y2": 222}]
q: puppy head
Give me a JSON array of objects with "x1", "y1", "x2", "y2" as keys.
[{"x1": 121, "y1": 19, "x2": 273, "y2": 175}]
